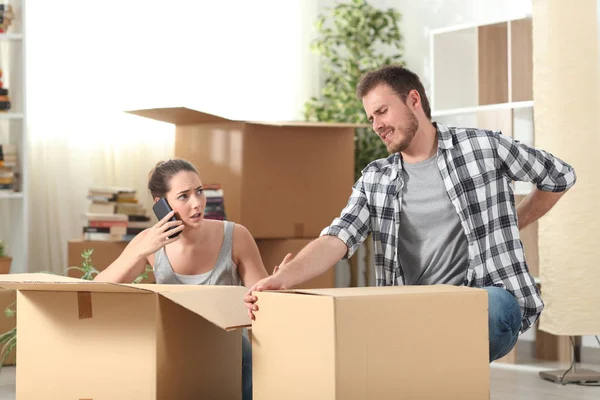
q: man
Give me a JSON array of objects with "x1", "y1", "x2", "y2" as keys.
[{"x1": 245, "y1": 65, "x2": 576, "y2": 362}]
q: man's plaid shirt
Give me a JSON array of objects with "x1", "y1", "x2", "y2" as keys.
[{"x1": 321, "y1": 122, "x2": 576, "y2": 334}]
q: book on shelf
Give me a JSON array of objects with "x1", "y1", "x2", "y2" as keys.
[
  {"x1": 0, "y1": 4, "x2": 15, "y2": 33},
  {"x1": 82, "y1": 187, "x2": 152, "y2": 242},
  {"x1": 204, "y1": 185, "x2": 227, "y2": 221},
  {"x1": 0, "y1": 143, "x2": 17, "y2": 192},
  {"x1": 0, "y1": 69, "x2": 11, "y2": 111}
]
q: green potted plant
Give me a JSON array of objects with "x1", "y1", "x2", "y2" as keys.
[
  {"x1": 0, "y1": 240, "x2": 11, "y2": 274},
  {"x1": 304, "y1": 0, "x2": 404, "y2": 286},
  {"x1": 304, "y1": 0, "x2": 404, "y2": 178},
  {"x1": 65, "y1": 248, "x2": 152, "y2": 283},
  {"x1": 0, "y1": 248, "x2": 153, "y2": 368}
]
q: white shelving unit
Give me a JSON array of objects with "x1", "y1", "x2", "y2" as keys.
[
  {"x1": 429, "y1": 16, "x2": 542, "y2": 365},
  {"x1": 0, "y1": 0, "x2": 27, "y2": 273},
  {"x1": 429, "y1": 15, "x2": 535, "y2": 197}
]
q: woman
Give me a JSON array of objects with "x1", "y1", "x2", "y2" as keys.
[{"x1": 94, "y1": 158, "x2": 270, "y2": 400}]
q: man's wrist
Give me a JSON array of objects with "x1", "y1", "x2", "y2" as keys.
[{"x1": 277, "y1": 267, "x2": 297, "y2": 290}]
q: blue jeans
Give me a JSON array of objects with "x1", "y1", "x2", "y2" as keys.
[
  {"x1": 242, "y1": 332, "x2": 252, "y2": 400},
  {"x1": 485, "y1": 286, "x2": 521, "y2": 362}
]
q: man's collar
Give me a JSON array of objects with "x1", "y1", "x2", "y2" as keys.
[
  {"x1": 435, "y1": 122, "x2": 454, "y2": 150},
  {"x1": 391, "y1": 122, "x2": 453, "y2": 177}
]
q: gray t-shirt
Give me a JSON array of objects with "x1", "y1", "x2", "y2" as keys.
[
  {"x1": 398, "y1": 155, "x2": 468, "y2": 285},
  {"x1": 153, "y1": 220, "x2": 242, "y2": 286}
]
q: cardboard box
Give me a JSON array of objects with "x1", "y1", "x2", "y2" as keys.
[
  {"x1": 68, "y1": 239, "x2": 155, "y2": 283},
  {"x1": 127, "y1": 107, "x2": 364, "y2": 239},
  {"x1": 0, "y1": 273, "x2": 251, "y2": 399},
  {"x1": 252, "y1": 285, "x2": 489, "y2": 399},
  {"x1": 256, "y1": 238, "x2": 335, "y2": 289}
]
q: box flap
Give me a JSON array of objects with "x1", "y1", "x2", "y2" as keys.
[
  {"x1": 246, "y1": 120, "x2": 371, "y2": 128},
  {"x1": 158, "y1": 286, "x2": 251, "y2": 331},
  {"x1": 0, "y1": 273, "x2": 151, "y2": 294},
  {"x1": 126, "y1": 106, "x2": 370, "y2": 129},
  {"x1": 271, "y1": 285, "x2": 483, "y2": 298},
  {"x1": 125, "y1": 107, "x2": 233, "y2": 125}
]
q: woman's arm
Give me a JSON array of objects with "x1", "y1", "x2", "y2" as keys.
[
  {"x1": 94, "y1": 230, "x2": 152, "y2": 283},
  {"x1": 94, "y1": 211, "x2": 184, "y2": 283},
  {"x1": 232, "y1": 224, "x2": 269, "y2": 288}
]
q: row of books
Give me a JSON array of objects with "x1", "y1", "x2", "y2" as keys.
[
  {"x1": 0, "y1": 143, "x2": 17, "y2": 192},
  {"x1": 83, "y1": 186, "x2": 152, "y2": 241},
  {"x1": 0, "y1": 69, "x2": 11, "y2": 111},
  {"x1": 0, "y1": 4, "x2": 15, "y2": 34},
  {"x1": 204, "y1": 184, "x2": 227, "y2": 221},
  {"x1": 82, "y1": 184, "x2": 227, "y2": 241}
]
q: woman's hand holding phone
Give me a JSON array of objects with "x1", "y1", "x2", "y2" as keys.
[{"x1": 135, "y1": 211, "x2": 184, "y2": 258}]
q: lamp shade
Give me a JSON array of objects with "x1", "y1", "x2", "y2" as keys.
[{"x1": 533, "y1": 0, "x2": 600, "y2": 335}]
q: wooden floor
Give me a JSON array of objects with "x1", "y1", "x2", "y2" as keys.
[
  {"x1": 0, "y1": 363, "x2": 597, "y2": 399},
  {"x1": 490, "y1": 362, "x2": 599, "y2": 399}
]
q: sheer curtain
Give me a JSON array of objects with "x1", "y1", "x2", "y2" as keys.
[
  {"x1": 25, "y1": 2, "x2": 177, "y2": 273},
  {"x1": 24, "y1": 0, "x2": 322, "y2": 273}
]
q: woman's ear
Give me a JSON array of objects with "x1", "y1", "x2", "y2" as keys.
[{"x1": 153, "y1": 197, "x2": 160, "y2": 203}]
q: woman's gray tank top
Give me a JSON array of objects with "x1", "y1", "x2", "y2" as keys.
[{"x1": 153, "y1": 220, "x2": 242, "y2": 286}]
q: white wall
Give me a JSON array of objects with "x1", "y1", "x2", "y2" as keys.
[
  {"x1": 110, "y1": 0, "x2": 321, "y2": 121},
  {"x1": 29, "y1": 0, "x2": 322, "y2": 122}
]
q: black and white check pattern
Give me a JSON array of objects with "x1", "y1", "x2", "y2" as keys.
[{"x1": 321, "y1": 122, "x2": 576, "y2": 334}]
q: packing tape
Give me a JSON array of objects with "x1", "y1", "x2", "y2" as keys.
[
  {"x1": 77, "y1": 292, "x2": 93, "y2": 320},
  {"x1": 293, "y1": 223, "x2": 304, "y2": 237}
]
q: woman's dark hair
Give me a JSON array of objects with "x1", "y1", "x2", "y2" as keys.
[{"x1": 148, "y1": 158, "x2": 199, "y2": 199}]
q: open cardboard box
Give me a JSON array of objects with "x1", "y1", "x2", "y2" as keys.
[
  {"x1": 0, "y1": 273, "x2": 251, "y2": 399},
  {"x1": 127, "y1": 106, "x2": 366, "y2": 239},
  {"x1": 251, "y1": 285, "x2": 490, "y2": 400}
]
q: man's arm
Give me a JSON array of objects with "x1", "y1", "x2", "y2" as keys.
[
  {"x1": 273, "y1": 176, "x2": 373, "y2": 288},
  {"x1": 275, "y1": 235, "x2": 347, "y2": 288},
  {"x1": 494, "y1": 131, "x2": 576, "y2": 229},
  {"x1": 516, "y1": 188, "x2": 566, "y2": 230}
]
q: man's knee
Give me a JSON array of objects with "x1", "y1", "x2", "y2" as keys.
[
  {"x1": 485, "y1": 286, "x2": 521, "y2": 334},
  {"x1": 485, "y1": 286, "x2": 521, "y2": 361}
]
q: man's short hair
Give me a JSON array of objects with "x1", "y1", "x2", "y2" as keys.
[{"x1": 357, "y1": 65, "x2": 432, "y2": 120}]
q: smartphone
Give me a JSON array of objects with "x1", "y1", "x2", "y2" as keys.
[{"x1": 152, "y1": 198, "x2": 182, "y2": 239}]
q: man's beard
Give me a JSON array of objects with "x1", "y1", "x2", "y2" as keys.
[{"x1": 388, "y1": 110, "x2": 419, "y2": 154}]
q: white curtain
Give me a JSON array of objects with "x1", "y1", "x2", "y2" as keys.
[
  {"x1": 23, "y1": 0, "x2": 323, "y2": 273},
  {"x1": 25, "y1": 1, "x2": 177, "y2": 274}
]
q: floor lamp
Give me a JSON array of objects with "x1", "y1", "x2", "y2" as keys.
[
  {"x1": 539, "y1": 336, "x2": 600, "y2": 385},
  {"x1": 531, "y1": 0, "x2": 600, "y2": 387}
]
